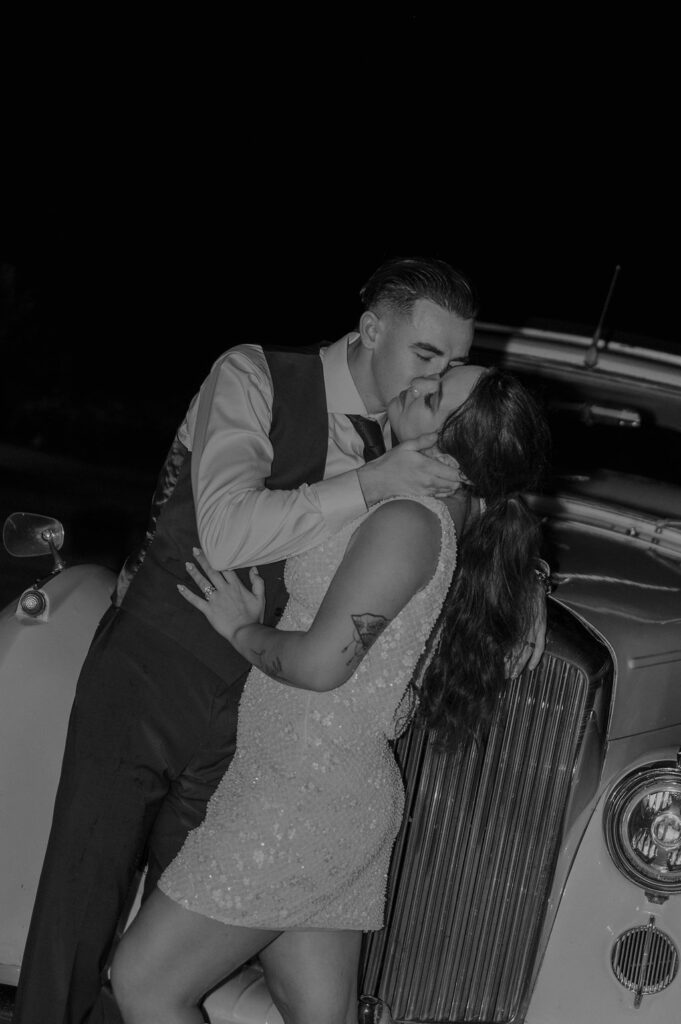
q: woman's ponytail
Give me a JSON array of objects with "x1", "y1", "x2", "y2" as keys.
[
  {"x1": 417, "y1": 495, "x2": 542, "y2": 744},
  {"x1": 414, "y1": 367, "x2": 550, "y2": 747}
]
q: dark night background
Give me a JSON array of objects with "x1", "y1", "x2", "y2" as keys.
[{"x1": 0, "y1": 11, "x2": 678, "y2": 584}]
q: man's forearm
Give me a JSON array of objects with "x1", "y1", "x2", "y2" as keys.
[
  {"x1": 191, "y1": 349, "x2": 367, "y2": 570},
  {"x1": 197, "y1": 472, "x2": 366, "y2": 570}
]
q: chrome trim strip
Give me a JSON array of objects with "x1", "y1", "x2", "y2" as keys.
[
  {"x1": 629, "y1": 650, "x2": 681, "y2": 670},
  {"x1": 527, "y1": 494, "x2": 681, "y2": 561},
  {"x1": 475, "y1": 321, "x2": 681, "y2": 374}
]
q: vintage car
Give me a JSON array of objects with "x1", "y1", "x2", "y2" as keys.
[{"x1": 1, "y1": 316, "x2": 680, "y2": 1023}]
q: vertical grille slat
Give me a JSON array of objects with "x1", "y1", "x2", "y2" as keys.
[
  {"x1": 361, "y1": 607, "x2": 610, "y2": 1023},
  {"x1": 465, "y1": 667, "x2": 560, "y2": 1016}
]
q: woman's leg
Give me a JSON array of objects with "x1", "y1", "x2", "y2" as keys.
[
  {"x1": 259, "y1": 928, "x2": 362, "y2": 1024},
  {"x1": 110, "y1": 888, "x2": 281, "y2": 1023}
]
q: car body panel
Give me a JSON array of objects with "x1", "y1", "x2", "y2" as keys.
[
  {"x1": 533, "y1": 507, "x2": 681, "y2": 740},
  {"x1": 526, "y1": 748, "x2": 681, "y2": 1024},
  {"x1": 0, "y1": 565, "x2": 115, "y2": 985},
  {"x1": 203, "y1": 965, "x2": 284, "y2": 1024}
]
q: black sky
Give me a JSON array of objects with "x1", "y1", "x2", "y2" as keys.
[{"x1": 2, "y1": 11, "x2": 678, "y2": 466}]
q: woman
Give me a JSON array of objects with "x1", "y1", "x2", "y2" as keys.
[{"x1": 111, "y1": 365, "x2": 550, "y2": 1024}]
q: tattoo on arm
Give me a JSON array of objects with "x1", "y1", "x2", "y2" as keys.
[
  {"x1": 342, "y1": 612, "x2": 390, "y2": 672},
  {"x1": 251, "y1": 649, "x2": 290, "y2": 684},
  {"x1": 250, "y1": 610, "x2": 390, "y2": 686}
]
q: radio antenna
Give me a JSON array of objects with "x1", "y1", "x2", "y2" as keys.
[{"x1": 584, "y1": 264, "x2": 621, "y2": 368}]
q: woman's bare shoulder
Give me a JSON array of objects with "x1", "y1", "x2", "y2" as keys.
[
  {"x1": 366, "y1": 497, "x2": 442, "y2": 532},
  {"x1": 352, "y1": 499, "x2": 441, "y2": 580}
]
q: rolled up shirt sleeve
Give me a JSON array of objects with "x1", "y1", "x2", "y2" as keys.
[{"x1": 190, "y1": 345, "x2": 366, "y2": 570}]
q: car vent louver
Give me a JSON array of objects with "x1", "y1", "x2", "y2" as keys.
[
  {"x1": 611, "y1": 919, "x2": 679, "y2": 1005},
  {"x1": 361, "y1": 612, "x2": 609, "y2": 1023}
]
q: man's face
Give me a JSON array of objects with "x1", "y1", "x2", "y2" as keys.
[{"x1": 366, "y1": 298, "x2": 474, "y2": 412}]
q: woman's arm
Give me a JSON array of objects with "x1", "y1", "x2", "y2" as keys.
[{"x1": 180, "y1": 499, "x2": 441, "y2": 692}]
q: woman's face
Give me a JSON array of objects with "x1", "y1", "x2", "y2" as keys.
[{"x1": 387, "y1": 364, "x2": 487, "y2": 442}]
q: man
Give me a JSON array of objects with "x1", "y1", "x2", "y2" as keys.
[{"x1": 15, "y1": 256, "x2": 545, "y2": 1023}]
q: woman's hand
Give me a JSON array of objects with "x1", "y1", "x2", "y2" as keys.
[{"x1": 178, "y1": 547, "x2": 265, "y2": 644}]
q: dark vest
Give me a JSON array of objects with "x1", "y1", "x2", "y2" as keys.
[{"x1": 120, "y1": 348, "x2": 327, "y2": 681}]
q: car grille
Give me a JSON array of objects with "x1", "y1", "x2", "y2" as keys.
[{"x1": 360, "y1": 602, "x2": 611, "y2": 1023}]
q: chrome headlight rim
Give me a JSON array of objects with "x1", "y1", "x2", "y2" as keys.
[{"x1": 604, "y1": 761, "x2": 681, "y2": 895}]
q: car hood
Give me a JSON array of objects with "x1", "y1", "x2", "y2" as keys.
[
  {"x1": 531, "y1": 476, "x2": 681, "y2": 739},
  {"x1": 548, "y1": 467, "x2": 681, "y2": 520}
]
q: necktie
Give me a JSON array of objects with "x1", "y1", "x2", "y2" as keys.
[{"x1": 346, "y1": 414, "x2": 387, "y2": 462}]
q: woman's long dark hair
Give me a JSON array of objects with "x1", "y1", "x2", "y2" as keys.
[{"x1": 414, "y1": 367, "x2": 551, "y2": 747}]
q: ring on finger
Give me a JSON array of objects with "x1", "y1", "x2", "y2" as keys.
[{"x1": 203, "y1": 584, "x2": 217, "y2": 600}]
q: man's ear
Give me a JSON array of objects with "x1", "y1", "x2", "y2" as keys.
[{"x1": 358, "y1": 310, "x2": 380, "y2": 350}]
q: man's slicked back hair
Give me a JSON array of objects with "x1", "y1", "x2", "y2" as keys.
[{"x1": 359, "y1": 256, "x2": 479, "y2": 321}]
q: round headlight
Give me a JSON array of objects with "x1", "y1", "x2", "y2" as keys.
[{"x1": 604, "y1": 762, "x2": 681, "y2": 895}]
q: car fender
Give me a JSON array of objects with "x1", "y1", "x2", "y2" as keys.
[
  {"x1": 526, "y1": 744, "x2": 681, "y2": 1023},
  {"x1": 203, "y1": 963, "x2": 284, "y2": 1024},
  {"x1": 0, "y1": 564, "x2": 115, "y2": 984}
]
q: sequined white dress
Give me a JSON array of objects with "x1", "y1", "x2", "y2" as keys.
[{"x1": 159, "y1": 497, "x2": 457, "y2": 931}]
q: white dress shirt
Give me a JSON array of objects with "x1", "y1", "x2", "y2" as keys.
[{"x1": 177, "y1": 333, "x2": 391, "y2": 570}]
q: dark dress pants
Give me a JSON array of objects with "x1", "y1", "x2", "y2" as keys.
[{"x1": 13, "y1": 606, "x2": 244, "y2": 1024}]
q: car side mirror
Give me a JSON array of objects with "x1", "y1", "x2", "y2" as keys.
[{"x1": 3, "y1": 513, "x2": 66, "y2": 572}]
